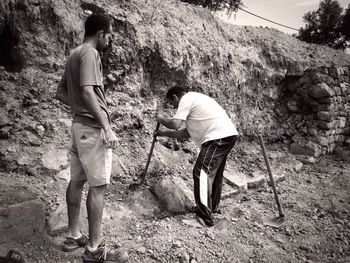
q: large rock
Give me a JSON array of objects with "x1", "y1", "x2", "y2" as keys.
[
  {"x1": 224, "y1": 171, "x2": 248, "y2": 191},
  {"x1": 128, "y1": 189, "x2": 162, "y2": 216},
  {"x1": 151, "y1": 177, "x2": 194, "y2": 214},
  {"x1": 318, "y1": 120, "x2": 337, "y2": 130},
  {"x1": 317, "y1": 111, "x2": 333, "y2": 122},
  {"x1": 0, "y1": 184, "x2": 45, "y2": 243},
  {"x1": 47, "y1": 201, "x2": 67, "y2": 236},
  {"x1": 54, "y1": 167, "x2": 70, "y2": 182},
  {"x1": 309, "y1": 83, "x2": 335, "y2": 99},
  {"x1": 290, "y1": 140, "x2": 322, "y2": 157},
  {"x1": 41, "y1": 144, "x2": 69, "y2": 171}
]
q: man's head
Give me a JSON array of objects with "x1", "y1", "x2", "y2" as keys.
[
  {"x1": 166, "y1": 86, "x2": 187, "y2": 109},
  {"x1": 84, "y1": 14, "x2": 113, "y2": 51}
]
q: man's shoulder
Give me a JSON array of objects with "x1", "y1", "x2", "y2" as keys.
[
  {"x1": 69, "y1": 44, "x2": 98, "y2": 59},
  {"x1": 186, "y1": 92, "x2": 210, "y2": 101}
]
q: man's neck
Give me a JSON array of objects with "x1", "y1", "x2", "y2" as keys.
[
  {"x1": 82, "y1": 36, "x2": 97, "y2": 50},
  {"x1": 178, "y1": 92, "x2": 187, "y2": 101}
]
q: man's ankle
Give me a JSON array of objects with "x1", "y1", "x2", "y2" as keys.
[
  {"x1": 86, "y1": 245, "x2": 98, "y2": 252},
  {"x1": 87, "y1": 239, "x2": 104, "y2": 251},
  {"x1": 68, "y1": 231, "x2": 82, "y2": 239}
]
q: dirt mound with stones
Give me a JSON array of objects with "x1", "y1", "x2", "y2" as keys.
[{"x1": 0, "y1": 0, "x2": 349, "y2": 262}]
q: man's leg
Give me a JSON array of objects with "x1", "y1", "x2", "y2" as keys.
[
  {"x1": 211, "y1": 136, "x2": 237, "y2": 212},
  {"x1": 62, "y1": 123, "x2": 89, "y2": 252},
  {"x1": 86, "y1": 184, "x2": 107, "y2": 249},
  {"x1": 83, "y1": 184, "x2": 129, "y2": 262},
  {"x1": 192, "y1": 143, "x2": 216, "y2": 226},
  {"x1": 66, "y1": 180, "x2": 86, "y2": 237},
  {"x1": 211, "y1": 155, "x2": 227, "y2": 212}
]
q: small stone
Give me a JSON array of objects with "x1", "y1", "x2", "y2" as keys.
[
  {"x1": 172, "y1": 240, "x2": 182, "y2": 248},
  {"x1": 137, "y1": 246, "x2": 146, "y2": 254},
  {"x1": 84, "y1": 10, "x2": 93, "y2": 15},
  {"x1": 293, "y1": 161, "x2": 303, "y2": 172},
  {"x1": 107, "y1": 73, "x2": 116, "y2": 83},
  {"x1": 205, "y1": 230, "x2": 215, "y2": 240},
  {"x1": 181, "y1": 219, "x2": 202, "y2": 228},
  {"x1": 179, "y1": 251, "x2": 190, "y2": 262},
  {"x1": 36, "y1": 124, "x2": 45, "y2": 137}
]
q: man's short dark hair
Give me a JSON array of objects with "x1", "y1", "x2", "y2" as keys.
[
  {"x1": 166, "y1": 86, "x2": 187, "y2": 99},
  {"x1": 84, "y1": 14, "x2": 111, "y2": 37}
]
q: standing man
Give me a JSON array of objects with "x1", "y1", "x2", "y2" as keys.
[
  {"x1": 155, "y1": 86, "x2": 238, "y2": 227},
  {"x1": 56, "y1": 14, "x2": 128, "y2": 262}
]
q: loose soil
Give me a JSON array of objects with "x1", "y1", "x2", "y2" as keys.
[
  {"x1": 0, "y1": 142, "x2": 349, "y2": 263},
  {"x1": 0, "y1": 1, "x2": 349, "y2": 262}
]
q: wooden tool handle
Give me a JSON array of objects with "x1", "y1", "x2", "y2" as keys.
[
  {"x1": 259, "y1": 135, "x2": 284, "y2": 217},
  {"x1": 140, "y1": 122, "x2": 160, "y2": 181}
]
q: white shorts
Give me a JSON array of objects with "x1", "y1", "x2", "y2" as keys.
[{"x1": 70, "y1": 122, "x2": 112, "y2": 187}]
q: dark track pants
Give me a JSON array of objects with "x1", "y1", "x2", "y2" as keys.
[{"x1": 193, "y1": 135, "x2": 237, "y2": 225}]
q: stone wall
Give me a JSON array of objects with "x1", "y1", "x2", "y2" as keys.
[{"x1": 275, "y1": 66, "x2": 350, "y2": 157}]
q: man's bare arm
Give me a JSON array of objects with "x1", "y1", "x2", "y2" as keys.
[
  {"x1": 81, "y1": 85, "x2": 117, "y2": 149},
  {"x1": 155, "y1": 128, "x2": 190, "y2": 139},
  {"x1": 156, "y1": 116, "x2": 184, "y2": 130}
]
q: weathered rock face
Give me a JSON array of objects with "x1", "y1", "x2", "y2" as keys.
[
  {"x1": 1, "y1": 0, "x2": 350, "y2": 175},
  {"x1": 0, "y1": 0, "x2": 83, "y2": 70},
  {"x1": 275, "y1": 66, "x2": 350, "y2": 156}
]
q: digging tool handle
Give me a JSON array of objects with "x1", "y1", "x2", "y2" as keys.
[
  {"x1": 140, "y1": 122, "x2": 161, "y2": 181},
  {"x1": 258, "y1": 135, "x2": 284, "y2": 218}
]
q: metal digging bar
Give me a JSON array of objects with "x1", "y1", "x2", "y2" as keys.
[
  {"x1": 258, "y1": 135, "x2": 286, "y2": 228},
  {"x1": 129, "y1": 122, "x2": 160, "y2": 190}
]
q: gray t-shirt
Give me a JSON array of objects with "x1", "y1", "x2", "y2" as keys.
[{"x1": 63, "y1": 44, "x2": 109, "y2": 127}]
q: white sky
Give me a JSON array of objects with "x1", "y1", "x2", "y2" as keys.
[{"x1": 218, "y1": 0, "x2": 350, "y2": 34}]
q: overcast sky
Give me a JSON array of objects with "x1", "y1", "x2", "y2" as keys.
[{"x1": 219, "y1": 0, "x2": 350, "y2": 34}]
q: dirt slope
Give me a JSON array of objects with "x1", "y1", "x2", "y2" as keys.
[{"x1": 0, "y1": 0, "x2": 349, "y2": 262}]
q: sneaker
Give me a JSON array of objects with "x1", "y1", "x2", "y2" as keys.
[
  {"x1": 82, "y1": 243, "x2": 129, "y2": 263},
  {"x1": 62, "y1": 234, "x2": 89, "y2": 252},
  {"x1": 212, "y1": 208, "x2": 222, "y2": 214},
  {"x1": 191, "y1": 206, "x2": 214, "y2": 227},
  {"x1": 201, "y1": 216, "x2": 214, "y2": 227},
  {"x1": 190, "y1": 206, "x2": 200, "y2": 214}
]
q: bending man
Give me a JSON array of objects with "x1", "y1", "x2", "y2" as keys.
[{"x1": 155, "y1": 86, "x2": 238, "y2": 227}]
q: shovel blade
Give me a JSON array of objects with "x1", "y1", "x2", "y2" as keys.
[{"x1": 264, "y1": 216, "x2": 285, "y2": 228}]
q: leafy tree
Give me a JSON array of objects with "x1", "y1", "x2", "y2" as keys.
[
  {"x1": 340, "y1": 4, "x2": 350, "y2": 39},
  {"x1": 298, "y1": 0, "x2": 343, "y2": 46},
  {"x1": 181, "y1": 0, "x2": 242, "y2": 14}
]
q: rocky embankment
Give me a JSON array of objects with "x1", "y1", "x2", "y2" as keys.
[
  {"x1": 276, "y1": 65, "x2": 350, "y2": 157},
  {"x1": 0, "y1": 1, "x2": 350, "y2": 261}
]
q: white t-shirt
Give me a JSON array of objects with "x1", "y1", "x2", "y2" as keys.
[{"x1": 173, "y1": 92, "x2": 238, "y2": 146}]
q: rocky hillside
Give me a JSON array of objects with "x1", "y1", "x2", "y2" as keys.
[
  {"x1": 1, "y1": 0, "x2": 350, "y2": 176},
  {"x1": 1, "y1": 1, "x2": 350, "y2": 262}
]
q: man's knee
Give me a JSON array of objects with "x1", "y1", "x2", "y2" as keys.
[
  {"x1": 88, "y1": 184, "x2": 107, "y2": 196},
  {"x1": 68, "y1": 179, "x2": 86, "y2": 189}
]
